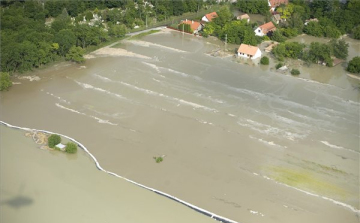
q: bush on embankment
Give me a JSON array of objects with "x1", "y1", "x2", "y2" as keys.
[
  {"x1": 291, "y1": 69, "x2": 300, "y2": 75},
  {"x1": 48, "y1": 134, "x2": 61, "y2": 148}
]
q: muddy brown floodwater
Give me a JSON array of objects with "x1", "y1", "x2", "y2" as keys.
[{"x1": 1, "y1": 29, "x2": 359, "y2": 223}]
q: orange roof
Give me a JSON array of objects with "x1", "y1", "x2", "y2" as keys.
[
  {"x1": 205, "y1": 12, "x2": 218, "y2": 22},
  {"x1": 237, "y1": 44, "x2": 259, "y2": 56},
  {"x1": 181, "y1": 20, "x2": 201, "y2": 32},
  {"x1": 259, "y1": 22, "x2": 276, "y2": 34},
  {"x1": 269, "y1": 0, "x2": 288, "y2": 8}
]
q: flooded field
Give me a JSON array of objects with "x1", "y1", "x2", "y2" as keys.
[
  {"x1": 0, "y1": 125, "x2": 216, "y2": 223},
  {"x1": 1, "y1": 29, "x2": 359, "y2": 223}
]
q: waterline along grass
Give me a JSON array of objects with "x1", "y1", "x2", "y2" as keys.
[{"x1": 129, "y1": 30, "x2": 160, "y2": 40}]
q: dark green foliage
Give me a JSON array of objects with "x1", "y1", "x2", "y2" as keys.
[
  {"x1": 276, "y1": 63, "x2": 284, "y2": 69},
  {"x1": 48, "y1": 134, "x2": 61, "y2": 148},
  {"x1": 65, "y1": 142, "x2": 77, "y2": 154},
  {"x1": 272, "y1": 42, "x2": 305, "y2": 60},
  {"x1": 260, "y1": 56, "x2": 269, "y2": 65},
  {"x1": 1, "y1": 0, "x2": 215, "y2": 73},
  {"x1": 291, "y1": 69, "x2": 300, "y2": 75},
  {"x1": 54, "y1": 29, "x2": 77, "y2": 56},
  {"x1": 304, "y1": 21, "x2": 323, "y2": 37},
  {"x1": 0, "y1": 72, "x2": 12, "y2": 91},
  {"x1": 66, "y1": 46, "x2": 85, "y2": 63},
  {"x1": 153, "y1": 156, "x2": 164, "y2": 163},
  {"x1": 236, "y1": 0, "x2": 269, "y2": 15},
  {"x1": 329, "y1": 39, "x2": 349, "y2": 59},
  {"x1": 108, "y1": 24, "x2": 127, "y2": 38},
  {"x1": 178, "y1": 23, "x2": 192, "y2": 33},
  {"x1": 347, "y1": 57, "x2": 360, "y2": 74},
  {"x1": 352, "y1": 26, "x2": 360, "y2": 40},
  {"x1": 306, "y1": 42, "x2": 333, "y2": 66},
  {"x1": 270, "y1": 30, "x2": 287, "y2": 42}
]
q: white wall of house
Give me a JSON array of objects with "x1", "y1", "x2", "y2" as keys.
[
  {"x1": 252, "y1": 49, "x2": 262, "y2": 59},
  {"x1": 201, "y1": 16, "x2": 209, "y2": 22},
  {"x1": 254, "y1": 27, "x2": 265, "y2": 36},
  {"x1": 237, "y1": 49, "x2": 262, "y2": 60}
]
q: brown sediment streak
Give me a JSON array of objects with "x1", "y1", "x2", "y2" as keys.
[{"x1": 0, "y1": 120, "x2": 239, "y2": 223}]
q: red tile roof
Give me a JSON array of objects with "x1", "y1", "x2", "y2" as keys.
[
  {"x1": 181, "y1": 20, "x2": 201, "y2": 32},
  {"x1": 259, "y1": 22, "x2": 276, "y2": 34},
  {"x1": 205, "y1": 12, "x2": 218, "y2": 22},
  {"x1": 269, "y1": 0, "x2": 288, "y2": 8},
  {"x1": 237, "y1": 44, "x2": 259, "y2": 56}
]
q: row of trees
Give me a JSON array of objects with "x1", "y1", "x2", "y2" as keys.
[{"x1": 272, "y1": 39, "x2": 349, "y2": 67}]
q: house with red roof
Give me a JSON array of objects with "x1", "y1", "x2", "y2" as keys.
[
  {"x1": 237, "y1": 44, "x2": 262, "y2": 60},
  {"x1": 268, "y1": 0, "x2": 288, "y2": 11},
  {"x1": 201, "y1": 12, "x2": 218, "y2": 23},
  {"x1": 180, "y1": 19, "x2": 203, "y2": 34},
  {"x1": 254, "y1": 22, "x2": 277, "y2": 37}
]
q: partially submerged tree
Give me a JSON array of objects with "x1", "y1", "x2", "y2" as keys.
[
  {"x1": 347, "y1": 57, "x2": 360, "y2": 74},
  {"x1": 0, "y1": 72, "x2": 12, "y2": 91},
  {"x1": 66, "y1": 46, "x2": 85, "y2": 63}
]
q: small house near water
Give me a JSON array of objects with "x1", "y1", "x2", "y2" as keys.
[
  {"x1": 237, "y1": 44, "x2": 262, "y2": 60},
  {"x1": 180, "y1": 19, "x2": 202, "y2": 34},
  {"x1": 201, "y1": 12, "x2": 218, "y2": 23},
  {"x1": 254, "y1": 22, "x2": 276, "y2": 37}
]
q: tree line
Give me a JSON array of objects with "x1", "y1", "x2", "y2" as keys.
[{"x1": 0, "y1": 0, "x2": 214, "y2": 74}]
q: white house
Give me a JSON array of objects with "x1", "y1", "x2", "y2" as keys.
[
  {"x1": 254, "y1": 22, "x2": 276, "y2": 37},
  {"x1": 201, "y1": 12, "x2": 218, "y2": 23},
  {"x1": 237, "y1": 44, "x2": 262, "y2": 60}
]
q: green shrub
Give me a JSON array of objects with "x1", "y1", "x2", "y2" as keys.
[
  {"x1": 291, "y1": 69, "x2": 300, "y2": 75},
  {"x1": 65, "y1": 142, "x2": 77, "y2": 153},
  {"x1": 260, "y1": 56, "x2": 269, "y2": 65},
  {"x1": 48, "y1": 134, "x2": 61, "y2": 148},
  {"x1": 153, "y1": 156, "x2": 163, "y2": 163},
  {"x1": 276, "y1": 63, "x2": 283, "y2": 69},
  {"x1": 347, "y1": 56, "x2": 360, "y2": 74},
  {"x1": 0, "y1": 72, "x2": 12, "y2": 91}
]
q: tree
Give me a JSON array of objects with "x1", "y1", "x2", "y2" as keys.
[
  {"x1": 65, "y1": 142, "x2": 77, "y2": 153},
  {"x1": 260, "y1": 56, "x2": 269, "y2": 65},
  {"x1": 270, "y1": 30, "x2": 287, "y2": 42},
  {"x1": 48, "y1": 134, "x2": 61, "y2": 148},
  {"x1": 213, "y1": 6, "x2": 233, "y2": 27},
  {"x1": 352, "y1": 26, "x2": 360, "y2": 40},
  {"x1": 66, "y1": 46, "x2": 85, "y2": 63},
  {"x1": 307, "y1": 42, "x2": 333, "y2": 66},
  {"x1": 329, "y1": 39, "x2": 349, "y2": 59},
  {"x1": 304, "y1": 21, "x2": 323, "y2": 37},
  {"x1": 291, "y1": 69, "x2": 300, "y2": 75},
  {"x1": 178, "y1": 23, "x2": 192, "y2": 33},
  {"x1": 0, "y1": 72, "x2": 12, "y2": 91},
  {"x1": 108, "y1": 24, "x2": 127, "y2": 38},
  {"x1": 347, "y1": 57, "x2": 360, "y2": 74},
  {"x1": 236, "y1": 0, "x2": 269, "y2": 15},
  {"x1": 54, "y1": 29, "x2": 77, "y2": 56}
]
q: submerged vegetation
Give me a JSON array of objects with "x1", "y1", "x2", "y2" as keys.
[{"x1": 153, "y1": 156, "x2": 164, "y2": 163}]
